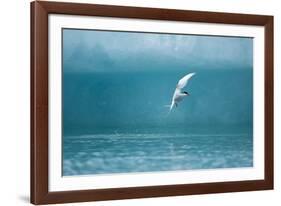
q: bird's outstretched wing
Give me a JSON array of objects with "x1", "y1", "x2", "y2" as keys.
[{"x1": 177, "y1": 73, "x2": 196, "y2": 89}]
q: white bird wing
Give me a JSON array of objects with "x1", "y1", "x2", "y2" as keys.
[{"x1": 177, "y1": 72, "x2": 196, "y2": 89}]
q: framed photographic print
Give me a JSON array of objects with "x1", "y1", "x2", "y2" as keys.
[{"x1": 30, "y1": 1, "x2": 274, "y2": 204}]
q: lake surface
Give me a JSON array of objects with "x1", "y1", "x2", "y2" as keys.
[{"x1": 63, "y1": 129, "x2": 253, "y2": 176}]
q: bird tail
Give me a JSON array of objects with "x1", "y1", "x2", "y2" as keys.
[
  {"x1": 164, "y1": 102, "x2": 174, "y2": 116},
  {"x1": 169, "y1": 102, "x2": 175, "y2": 111}
]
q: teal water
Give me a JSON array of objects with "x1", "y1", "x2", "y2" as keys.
[
  {"x1": 63, "y1": 129, "x2": 253, "y2": 175},
  {"x1": 62, "y1": 29, "x2": 253, "y2": 176}
]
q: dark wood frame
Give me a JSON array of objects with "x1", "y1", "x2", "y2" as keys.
[{"x1": 31, "y1": 0, "x2": 274, "y2": 204}]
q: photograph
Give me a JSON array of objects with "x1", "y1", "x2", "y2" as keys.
[{"x1": 62, "y1": 29, "x2": 253, "y2": 176}]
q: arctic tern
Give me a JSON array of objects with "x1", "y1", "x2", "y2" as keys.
[{"x1": 169, "y1": 72, "x2": 196, "y2": 112}]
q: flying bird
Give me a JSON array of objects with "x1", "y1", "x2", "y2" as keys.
[{"x1": 169, "y1": 72, "x2": 196, "y2": 112}]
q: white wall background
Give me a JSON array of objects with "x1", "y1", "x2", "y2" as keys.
[{"x1": 0, "y1": 0, "x2": 279, "y2": 205}]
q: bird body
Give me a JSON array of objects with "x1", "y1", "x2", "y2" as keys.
[{"x1": 169, "y1": 72, "x2": 195, "y2": 112}]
